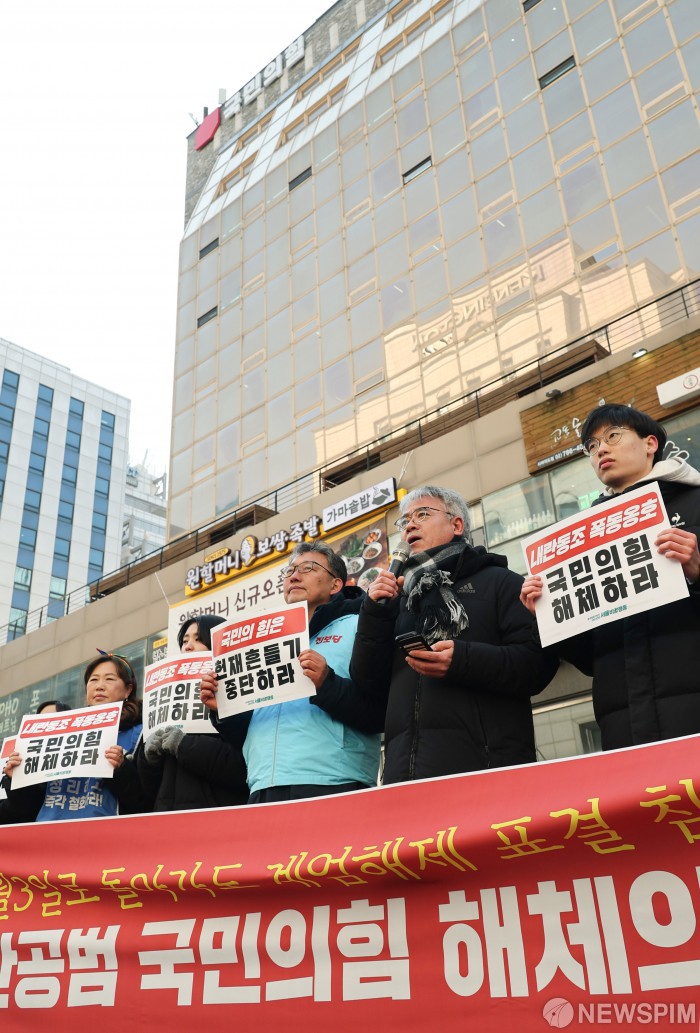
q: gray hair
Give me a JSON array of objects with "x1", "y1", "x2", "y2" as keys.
[
  {"x1": 399, "y1": 485, "x2": 471, "y2": 534},
  {"x1": 289, "y1": 541, "x2": 347, "y2": 584}
]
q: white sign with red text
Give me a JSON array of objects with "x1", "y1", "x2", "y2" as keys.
[
  {"x1": 142, "y1": 654, "x2": 215, "y2": 739},
  {"x1": 211, "y1": 601, "x2": 316, "y2": 718},
  {"x1": 11, "y1": 704, "x2": 122, "y2": 790},
  {"x1": 522, "y1": 483, "x2": 689, "y2": 646}
]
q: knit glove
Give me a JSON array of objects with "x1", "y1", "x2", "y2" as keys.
[
  {"x1": 160, "y1": 726, "x2": 185, "y2": 757},
  {"x1": 144, "y1": 727, "x2": 167, "y2": 765}
]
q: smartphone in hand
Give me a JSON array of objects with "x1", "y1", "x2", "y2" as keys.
[{"x1": 395, "y1": 631, "x2": 433, "y2": 653}]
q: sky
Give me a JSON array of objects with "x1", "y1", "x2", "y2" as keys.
[{"x1": 0, "y1": 0, "x2": 328, "y2": 476}]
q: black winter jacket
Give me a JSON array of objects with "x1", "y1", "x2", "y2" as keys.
[
  {"x1": 135, "y1": 733, "x2": 248, "y2": 812},
  {"x1": 351, "y1": 541, "x2": 559, "y2": 783},
  {"x1": 555, "y1": 474, "x2": 700, "y2": 749}
]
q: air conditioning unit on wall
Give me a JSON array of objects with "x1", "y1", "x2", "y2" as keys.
[{"x1": 657, "y1": 367, "x2": 700, "y2": 408}]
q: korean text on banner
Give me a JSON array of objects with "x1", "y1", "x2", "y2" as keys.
[
  {"x1": 10, "y1": 703, "x2": 122, "y2": 790},
  {"x1": 2, "y1": 735, "x2": 700, "y2": 1029},
  {"x1": 142, "y1": 654, "x2": 215, "y2": 739},
  {"x1": 522, "y1": 483, "x2": 689, "y2": 646},
  {"x1": 211, "y1": 601, "x2": 316, "y2": 718}
]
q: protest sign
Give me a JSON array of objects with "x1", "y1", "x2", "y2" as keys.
[
  {"x1": 142, "y1": 654, "x2": 215, "y2": 739},
  {"x1": 10, "y1": 703, "x2": 122, "y2": 789},
  {"x1": 523, "y1": 483, "x2": 689, "y2": 646},
  {"x1": 211, "y1": 601, "x2": 316, "y2": 718},
  {"x1": 2, "y1": 735, "x2": 700, "y2": 1029}
]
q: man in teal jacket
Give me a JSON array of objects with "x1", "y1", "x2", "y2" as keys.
[{"x1": 201, "y1": 541, "x2": 383, "y2": 803}]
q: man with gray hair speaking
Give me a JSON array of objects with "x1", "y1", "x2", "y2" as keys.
[{"x1": 351, "y1": 485, "x2": 558, "y2": 784}]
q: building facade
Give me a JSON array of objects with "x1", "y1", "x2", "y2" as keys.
[
  {"x1": 0, "y1": 338, "x2": 129, "y2": 641},
  {"x1": 169, "y1": 0, "x2": 700, "y2": 538},
  {"x1": 121, "y1": 463, "x2": 168, "y2": 567}
]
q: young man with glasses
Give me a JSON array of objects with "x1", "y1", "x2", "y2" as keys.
[
  {"x1": 521, "y1": 403, "x2": 700, "y2": 750},
  {"x1": 200, "y1": 541, "x2": 382, "y2": 803},
  {"x1": 351, "y1": 485, "x2": 559, "y2": 784}
]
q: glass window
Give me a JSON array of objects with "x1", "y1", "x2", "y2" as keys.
[
  {"x1": 484, "y1": 209, "x2": 523, "y2": 268},
  {"x1": 442, "y1": 188, "x2": 477, "y2": 245},
  {"x1": 54, "y1": 538, "x2": 70, "y2": 559},
  {"x1": 427, "y1": 74, "x2": 460, "y2": 123},
  {"x1": 483, "y1": 473, "x2": 554, "y2": 547},
  {"x1": 512, "y1": 137, "x2": 554, "y2": 198},
  {"x1": 470, "y1": 123, "x2": 507, "y2": 178},
  {"x1": 101, "y1": 411, "x2": 115, "y2": 431},
  {"x1": 534, "y1": 699, "x2": 599, "y2": 761},
  {"x1": 458, "y1": 45, "x2": 493, "y2": 99},
  {"x1": 14, "y1": 566, "x2": 32, "y2": 589},
  {"x1": 676, "y1": 211, "x2": 700, "y2": 275},
  {"x1": 623, "y1": 10, "x2": 673, "y2": 75},
  {"x1": 669, "y1": 0, "x2": 699, "y2": 44},
  {"x1": 295, "y1": 374, "x2": 321, "y2": 415},
  {"x1": 661, "y1": 151, "x2": 700, "y2": 209},
  {"x1": 413, "y1": 251, "x2": 447, "y2": 309},
  {"x1": 550, "y1": 112, "x2": 593, "y2": 165},
  {"x1": 50, "y1": 576, "x2": 66, "y2": 598},
  {"x1": 431, "y1": 108, "x2": 466, "y2": 161},
  {"x1": 504, "y1": 96, "x2": 544, "y2": 155},
  {"x1": 492, "y1": 22, "x2": 529, "y2": 74},
  {"x1": 604, "y1": 130, "x2": 654, "y2": 196},
  {"x1": 615, "y1": 179, "x2": 667, "y2": 249},
  {"x1": 372, "y1": 154, "x2": 400, "y2": 203},
  {"x1": 34, "y1": 417, "x2": 50, "y2": 439},
  {"x1": 499, "y1": 59, "x2": 538, "y2": 117},
  {"x1": 29, "y1": 452, "x2": 45, "y2": 474},
  {"x1": 38, "y1": 385, "x2": 54, "y2": 403},
  {"x1": 3, "y1": 370, "x2": 19, "y2": 390},
  {"x1": 447, "y1": 232, "x2": 485, "y2": 292},
  {"x1": 25, "y1": 489, "x2": 41, "y2": 513},
  {"x1": 636, "y1": 53, "x2": 683, "y2": 109},
  {"x1": 323, "y1": 358, "x2": 353, "y2": 409},
  {"x1": 268, "y1": 393, "x2": 293, "y2": 442},
  {"x1": 572, "y1": 5, "x2": 615, "y2": 59},
  {"x1": 647, "y1": 99, "x2": 700, "y2": 171},
  {"x1": 528, "y1": 2, "x2": 567, "y2": 49},
  {"x1": 397, "y1": 94, "x2": 428, "y2": 145},
  {"x1": 580, "y1": 42, "x2": 628, "y2": 105},
  {"x1": 89, "y1": 548, "x2": 104, "y2": 569},
  {"x1": 95, "y1": 477, "x2": 110, "y2": 498},
  {"x1": 592, "y1": 83, "x2": 641, "y2": 149},
  {"x1": 560, "y1": 158, "x2": 607, "y2": 221},
  {"x1": 570, "y1": 204, "x2": 616, "y2": 255},
  {"x1": 541, "y1": 66, "x2": 585, "y2": 129}
]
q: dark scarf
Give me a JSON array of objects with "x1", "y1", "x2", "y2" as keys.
[{"x1": 402, "y1": 538, "x2": 470, "y2": 644}]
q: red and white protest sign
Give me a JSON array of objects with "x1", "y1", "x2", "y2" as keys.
[
  {"x1": 142, "y1": 654, "x2": 215, "y2": 739},
  {"x1": 211, "y1": 601, "x2": 315, "y2": 718},
  {"x1": 522, "y1": 483, "x2": 689, "y2": 646},
  {"x1": 10, "y1": 703, "x2": 122, "y2": 789},
  {"x1": 2, "y1": 734, "x2": 700, "y2": 1029}
]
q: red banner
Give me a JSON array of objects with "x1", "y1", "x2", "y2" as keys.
[{"x1": 2, "y1": 737, "x2": 700, "y2": 1029}]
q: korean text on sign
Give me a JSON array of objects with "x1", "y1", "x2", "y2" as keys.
[
  {"x1": 11, "y1": 704, "x2": 122, "y2": 790},
  {"x1": 142, "y1": 654, "x2": 215, "y2": 739},
  {"x1": 211, "y1": 602, "x2": 315, "y2": 718},
  {"x1": 522, "y1": 484, "x2": 688, "y2": 646}
]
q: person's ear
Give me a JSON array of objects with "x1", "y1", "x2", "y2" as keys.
[{"x1": 646, "y1": 434, "x2": 658, "y2": 457}]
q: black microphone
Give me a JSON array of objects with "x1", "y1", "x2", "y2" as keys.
[{"x1": 376, "y1": 541, "x2": 411, "y2": 606}]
